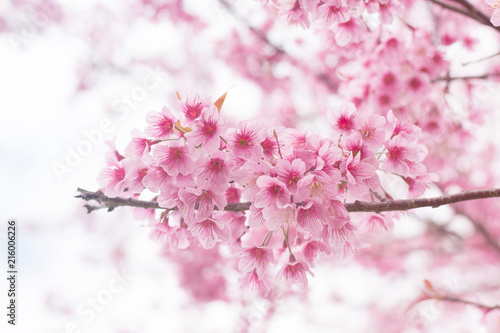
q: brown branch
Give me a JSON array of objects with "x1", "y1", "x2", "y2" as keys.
[
  {"x1": 77, "y1": 188, "x2": 500, "y2": 214},
  {"x1": 438, "y1": 296, "x2": 500, "y2": 311},
  {"x1": 428, "y1": 0, "x2": 500, "y2": 32},
  {"x1": 433, "y1": 72, "x2": 500, "y2": 82}
]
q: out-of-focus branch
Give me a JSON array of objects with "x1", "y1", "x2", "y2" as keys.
[
  {"x1": 429, "y1": 0, "x2": 500, "y2": 32},
  {"x1": 217, "y1": 0, "x2": 338, "y2": 91},
  {"x1": 77, "y1": 188, "x2": 500, "y2": 214},
  {"x1": 437, "y1": 295, "x2": 500, "y2": 311},
  {"x1": 433, "y1": 72, "x2": 500, "y2": 82}
]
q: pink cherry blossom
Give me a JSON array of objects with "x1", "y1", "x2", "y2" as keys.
[
  {"x1": 238, "y1": 246, "x2": 276, "y2": 275},
  {"x1": 145, "y1": 106, "x2": 176, "y2": 139},
  {"x1": 188, "y1": 218, "x2": 229, "y2": 249},
  {"x1": 277, "y1": 255, "x2": 313, "y2": 291},
  {"x1": 185, "y1": 106, "x2": 225, "y2": 154},
  {"x1": 152, "y1": 140, "x2": 195, "y2": 177},
  {"x1": 255, "y1": 175, "x2": 291, "y2": 208},
  {"x1": 227, "y1": 120, "x2": 266, "y2": 161}
]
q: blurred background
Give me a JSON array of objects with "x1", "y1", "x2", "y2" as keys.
[{"x1": 0, "y1": 0, "x2": 499, "y2": 332}]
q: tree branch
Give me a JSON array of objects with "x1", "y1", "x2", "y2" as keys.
[{"x1": 76, "y1": 188, "x2": 500, "y2": 214}]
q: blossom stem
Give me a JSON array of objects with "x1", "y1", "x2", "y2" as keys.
[{"x1": 76, "y1": 187, "x2": 500, "y2": 214}]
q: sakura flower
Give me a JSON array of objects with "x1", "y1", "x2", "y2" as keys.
[
  {"x1": 152, "y1": 141, "x2": 195, "y2": 177},
  {"x1": 231, "y1": 161, "x2": 273, "y2": 202},
  {"x1": 344, "y1": 153, "x2": 377, "y2": 196},
  {"x1": 335, "y1": 18, "x2": 366, "y2": 46},
  {"x1": 238, "y1": 270, "x2": 273, "y2": 296},
  {"x1": 227, "y1": 120, "x2": 266, "y2": 161},
  {"x1": 122, "y1": 158, "x2": 148, "y2": 194},
  {"x1": 188, "y1": 218, "x2": 229, "y2": 249},
  {"x1": 359, "y1": 213, "x2": 394, "y2": 232},
  {"x1": 145, "y1": 107, "x2": 176, "y2": 139},
  {"x1": 301, "y1": 240, "x2": 331, "y2": 266},
  {"x1": 382, "y1": 135, "x2": 416, "y2": 176},
  {"x1": 179, "y1": 95, "x2": 210, "y2": 127},
  {"x1": 328, "y1": 221, "x2": 357, "y2": 250},
  {"x1": 329, "y1": 103, "x2": 358, "y2": 134},
  {"x1": 255, "y1": 175, "x2": 291, "y2": 208},
  {"x1": 317, "y1": 0, "x2": 350, "y2": 25},
  {"x1": 486, "y1": 0, "x2": 500, "y2": 26},
  {"x1": 325, "y1": 199, "x2": 350, "y2": 228},
  {"x1": 277, "y1": 255, "x2": 313, "y2": 291},
  {"x1": 124, "y1": 129, "x2": 153, "y2": 158},
  {"x1": 179, "y1": 187, "x2": 227, "y2": 222},
  {"x1": 356, "y1": 114, "x2": 386, "y2": 147},
  {"x1": 185, "y1": 106, "x2": 225, "y2": 154},
  {"x1": 263, "y1": 203, "x2": 296, "y2": 230},
  {"x1": 196, "y1": 151, "x2": 234, "y2": 192},
  {"x1": 238, "y1": 246, "x2": 276, "y2": 275},
  {"x1": 295, "y1": 173, "x2": 337, "y2": 202},
  {"x1": 97, "y1": 162, "x2": 126, "y2": 197},
  {"x1": 276, "y1": 158, "x2": 306, "y2": 193},
  {"x1": 296, "y1": 200, "x2": 326, "y2": 236},
  {"x1": 281, "y1": 1, "x2": 310, "y2": 29}
]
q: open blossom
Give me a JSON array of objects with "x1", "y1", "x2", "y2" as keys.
[
  {"x1": 122, "y1": 157, "x2": 148, "y2": 194},
  {"x1": 255, "y1": 175, "x2": 290, "y2": 208},
  {"x1": 97, "y1": 162, "x2": 126, "y2": 197},
  {"x1": 382, "y1": 135, "x2": 416, "y2": 176},
  {"x1": 276, "y1": 158, "x2": 306, "y2": 193},
  {"x1": 486, "y1": 0, "x2": 500, "y2": 26},
  {"x1": 179, "y1": 187, "x2": 227, "y2": 222},
  {"x1": 359, "y1": 213, "x2": 394, "y2": 232},
  {"x1": 142, "y1": 164, "x2": 172, "y2": 193},
  {"x1": 296, "y1": 200, "x2": 326, "y2": 236},
  {"x1": 152, "y1": 140, "x2": 195, "y2": 177},
  {"x1": 179, "y1": 95, "x2": 210, "y2": 127},
  {"x1": 196, "y1": 151, "x2": 234, "y2": 191},
  {"x1": 329, "y1": 103, "x2": 358, "y2": 134},
  {"x1": 227, "y1": 120, "x2": 266, "y2": 161},
  {"x1": 238, "y1": 246, "x2": 276, "y2": 275},
  {"x1": 185, "y1": 106, "x2": 225, "y2": 154},
  {"x1": 281, "y1": 1, "x2": 310, "y2": 28},
  {"x1": 145, "y1": 107, "x2": 176, "y2": 139},
  {"x1": 317, "y1": 0, "x2": 350, "y2": 25},
  {"x1": 124, "y1": 130, "x2": 153, "y2": 157},
  {"x1": 188, "y1": 218, "x2": 229, "y2": 249},
  {"x1": 344, "y1": 153, "x2": 377, "y2": 196},
  {"x1": 263, "y1": 203, "x2": 296, "y2": 230},
  {"x1": 277, "y1": 255, "x2": 313, "y2": 291}
]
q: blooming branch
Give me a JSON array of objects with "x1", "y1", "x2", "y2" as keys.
[{"x1": 77, "y1": 187, "x2": 500, "y2": 214}]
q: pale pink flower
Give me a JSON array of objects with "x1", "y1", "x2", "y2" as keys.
[
  {"x1": 382, "y1": 135, "x2": 415, "y2": 176},
  {"x1": 335, "y1": 18, "x2": 366, "y2": 46},
  {"x1": 356, "y1": 114, "x2": 387, "y2": 147},
  {"x1": 179, "y1": 187, "x2": 227, "y2": 222},
  {"x1": 263, "y1": 203, "x2": 296, "y2": 230},
  {"x1": 224, "y1": 185, "x2": 242, "y2": 203},
  {"x1": 317, "y1": 0, "x2": 350, "y2": 25},
  {"x1": 179, "y1": 95, "x2": 210, "y2": 127},
  {"x1": 328, "y1": 221, "x2": 357, "y2": 250},
  {"x1": 277, "y1": 255, "x2": 313, "y2": 291},
  {"x1": 276, "y1": 158, "x2": 306, "y2": 193},
  {"x1": 123, "y1": 158, "x2": 148, "y2": 194},
  {"x1": 329, "y1": 103, "x2": 358, "y2": 134},
  {"x1": 124, "y1": 129, "x2": 153, "y2": 158},
  {"x1": 152, "y1": 141, "x2": 195, "y2": 176},
  {"x1": 188, "y1": 218, "x2": 229, "y2": 249},
  {"x1": 325, "y1": 199, "x2": 350, "y2": 228},
  {"x1": 301, "y1": 240, "x2": 331, "y2": 266},
  {"x1": 238, "y1": 270, "x2": 273, "y2": 296},
  {"x1": 255, "y1": 175, "x2": 291, "y2": 208},
  {"x1": 281, "y1": 1, "x2": 310, "y2": 29},
  {"x1": 227, "y1": 120, "x2": 266, "y2": 161},
  {"x1": 185, "y1": 106, "x2": 225, "y2": 154},
  {"x1": 295, "y1": 173, "x2": 337, "y2": 202},
  {"x1": 486, "y1": 0, "x2": 500, "y2": 26},
  {"x1": 359, "y1": 214, "x2": 394, "y2": 232},
  {"x1": 145, "y1": 107, "x2": 176, "y2": 139},
  {"x1": 97, "y1": 162, "x2": 126, "y2": 197},
  {"x1": 231, "y1": 161, "x2": 273, "y2": 202},
  {"x1": 238, "y1": 246, "x2": 276, "y2": 275},
  {"x1": 296, "y1": 200, "x2": 326, "y2": 236},
  {"x1": 345, "y1": 153, "x2": 377, "y2": 196},
  {"x1": 196, "y1": 151, "x2": 234, "y2": 192}
]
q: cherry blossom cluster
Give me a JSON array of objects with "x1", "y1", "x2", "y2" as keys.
[
  {"x1": 96, "y1": 93, "x2": 436, "y2": 294},
  {"x1": 277, "y1": 0, "x2": 404, "y2": 43}
]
